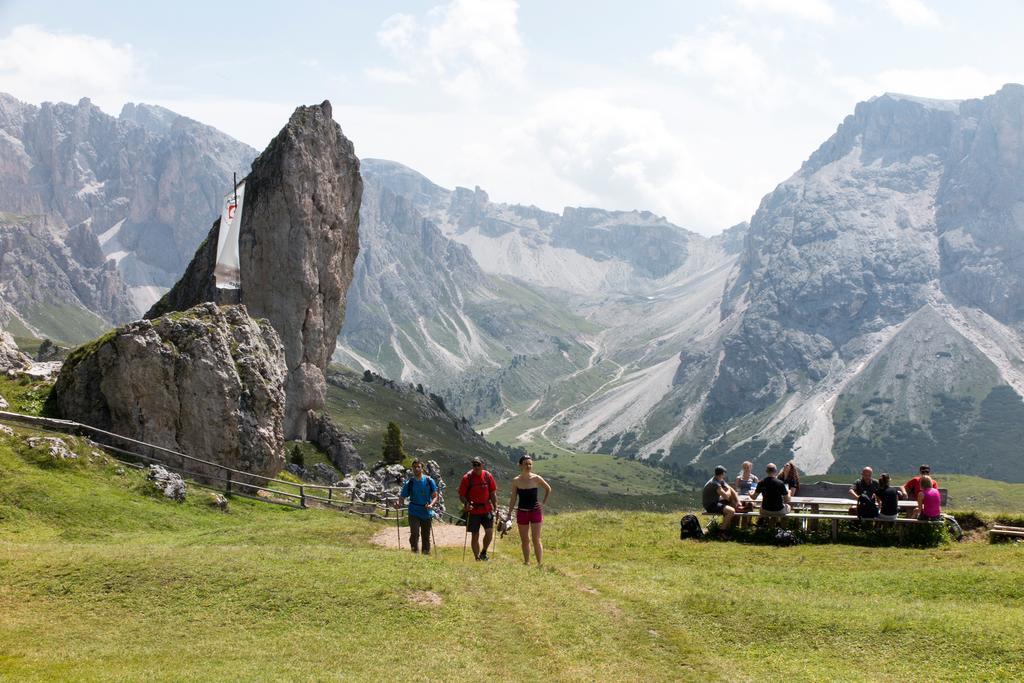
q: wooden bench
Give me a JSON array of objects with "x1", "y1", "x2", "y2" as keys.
[
  {"x1": 702, "y1": 510, "x2": 944, "y2": 541},
  {"x1": 989, "y1": 525, "x2": 1024, "y2": 540}
]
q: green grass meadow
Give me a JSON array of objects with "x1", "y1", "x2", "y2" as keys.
[{"x1": 2, "y1": 423, "x2": 1024, "y2": 681}]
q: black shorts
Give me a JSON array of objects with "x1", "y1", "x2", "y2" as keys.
[
  {"x1": 704, "y1": 501, "x2": 727, "y2": 514},
  {"x1": 467, "y1": 512, "x2": 494, "y2": 532}
]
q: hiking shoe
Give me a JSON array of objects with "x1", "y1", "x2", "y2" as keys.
[
  {"x1": 422, "y1": 550, "x2": 430, "y2": 556},
  {"x1": 478, "y1": 552, "x2": 489, "y2": 561}
]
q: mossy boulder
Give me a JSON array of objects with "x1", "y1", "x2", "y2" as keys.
[{"x1": 49, "y1": 303, "x2": 286, "y2": 479}]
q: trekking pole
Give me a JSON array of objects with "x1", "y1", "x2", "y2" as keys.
[
  {"x1": 396, "y1": 505, "x2": 402, "y2": 551},
  {"x1": 430, "y1": 522, "x2": 439, "y2": 558},
  {"x1": 462, "y1": 507, "x2": 470, "y2": 562},
  {"x1": 491, "y1": 512, "x2": 499, "y2": 560}
]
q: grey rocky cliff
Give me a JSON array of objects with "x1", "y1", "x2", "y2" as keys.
[
  {"x1": 936, "y1": 84, "x2": 1024, "y2": 322},
  {"x1": 147, "y1": 101, "x2": 362, "y2": 439},
  {"x1": 338, "y1": 175, "x2": 597, "y2": 423},
  {"x1": 49, "y1": 303, "x2": 286, "y2": 478},
  {"x1": 554, "y1": 207, "x2": 693, "y2": 278},
  {"x1": 0, "y1": 330, "x2": 31, "y2": 373},
  {"x1": 1, "y1": 213, "x2": 135, "y2": 341},
  {"x1": 0, "y1": 92, "x2": 256, "y2": 317},
  {"x1": 710, "y1": 87, "x2": 1024, "y2": 423},
  {"x1": 674, "y1": 85, "x2": 1024, "y2": 475}
]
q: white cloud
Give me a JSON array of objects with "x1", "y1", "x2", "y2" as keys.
[
  {"x1": 507, "y1": 90, "x2": 744, "y2": 231},
  {"x1": 878, "y1": 0, "x2": 942, "y2": 29},
  {"x1": 370, "y1": 0, "x2": 525, "y2": 99},
  {"x1": 652, "y1": 30, "x2": 790, "y2": 109},
  {"x1": 834, "y1": 66, "x2": 1015, "y2": 101},
  {"x1": 737, "y1": 0, "x2": 836, "y2": 25},
  {"x1": 0, "y1": 25, "x2": 141, "y2": 111},
  {"x1": 364, "y1": 67, "x2": 415, "y2": 84},
  {"x1": 377, "y1": 13, "x2": 419, "y2": 54}
]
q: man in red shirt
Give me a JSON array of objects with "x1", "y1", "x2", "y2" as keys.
[
  {"x1": 904, "y1": 464, "x2": 938, "y2": 500},
  {"x1": 458, "y1": 457, "x2": 498, "y2": 561}
]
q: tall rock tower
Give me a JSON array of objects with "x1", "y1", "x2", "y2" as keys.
[{"x1": 148, "y1": 101, "x2": 362, "y2": 438}]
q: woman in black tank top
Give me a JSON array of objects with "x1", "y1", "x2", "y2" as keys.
[
  {"x1": 506, "y1": 456, "x2": 552, "y2": 566},
  {"x1": 516, "y1": 486, "x2": 539, "y2": 510}
]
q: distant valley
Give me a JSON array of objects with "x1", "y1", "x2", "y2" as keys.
[{"x1": 2, "y1": 86, "x2": 1024, "y2": 480}]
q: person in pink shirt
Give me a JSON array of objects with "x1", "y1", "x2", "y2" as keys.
[{"x1": 914, "y1": 475, "x2": 942, "y2": 521}]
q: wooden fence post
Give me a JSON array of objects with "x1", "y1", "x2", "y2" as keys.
[
  {"x1": 300, "y1": 485, "x2": 306, "y2": 509},
  {"x1": 225, "y1": 469, "x2": 232, "y2": 494}
]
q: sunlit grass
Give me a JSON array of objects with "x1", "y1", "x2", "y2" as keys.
[{"x1": 2, "y1": 426, "x2": 1023, "y2": 681}]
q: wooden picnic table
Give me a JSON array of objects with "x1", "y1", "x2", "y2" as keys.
[
  {"x1": 789, "y1": 496, "x2": 918, "y2": 510},
  {"x1": 738, "y1": 495, "x2": 920, "y2": 534},
  {"x1": 741, "y1": 495, "x2": 916, "y2": 509}
]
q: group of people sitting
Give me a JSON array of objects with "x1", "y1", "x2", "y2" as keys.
[
  {"x1": 703, "y1": 461, "x2": 942, "y2": 538},
  {"x1": 848, "y1": 464, "x2": 941, "y2": 521}
]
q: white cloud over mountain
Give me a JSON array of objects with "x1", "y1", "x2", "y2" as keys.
[
  {"x1": 0, "y1": 25, "x2": 141, "y2": 112},
  {"x1": 878, "y1": 0, "x2": 942, "y2": 29},
  {"x1": 737, "y1": 0, "x2": 836, "y2": 25},
  {"x1": 369, "y1": 0, "x2": 525, "y2": 99}
]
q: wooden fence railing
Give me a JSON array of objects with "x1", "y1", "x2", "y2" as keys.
[{"x1": 0, "y1": 410, "x2": 418, "y2": 522}]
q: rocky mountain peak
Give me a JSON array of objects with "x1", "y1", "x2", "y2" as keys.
[
  {"x1": 0, "y1": 91, "x2": 258, "y2": 323},
  {"x1": 119, "y1": 102, "x2": 183, "y2": 134},
  {"x1": 147, "y1": 100, "x2": 362, "y2": 439}
]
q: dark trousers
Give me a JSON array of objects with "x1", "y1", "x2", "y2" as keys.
[{"x1": 409, "y1": 516, "x2": 432, "y2": 553}]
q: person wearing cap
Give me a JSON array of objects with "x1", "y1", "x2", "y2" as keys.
[
  {"x1": 702, "y1": 465, "x2": 741, "y2": 536},
  {"x1": 458, "y1": 457, "x2": 498, "y2": 561},
  {"x1": 904, "y1": 465, "x2": 938, "y2": 501},
  {"x1": 752, "y1": 463, "x2": 791, "y2": 519}
]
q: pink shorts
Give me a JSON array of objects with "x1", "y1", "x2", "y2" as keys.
[{"x1": 516, "y1": 507, "x2": 543, "y2": 525}]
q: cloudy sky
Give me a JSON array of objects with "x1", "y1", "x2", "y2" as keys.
[{"x1": 1, "y1": 0, "x2": 1022, "y2": 234}]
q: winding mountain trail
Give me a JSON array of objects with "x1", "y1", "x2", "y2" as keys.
[
  {"x1": 518, "y1": 331, "x2": 626, "y2": 453},
  {"x1": 481, "y1": 398, "x2": 540, "y2": 436}
]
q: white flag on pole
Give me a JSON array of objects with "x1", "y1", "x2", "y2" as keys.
[{"x1": 214, "y1": 181, "x2": 245, "y2": 290}]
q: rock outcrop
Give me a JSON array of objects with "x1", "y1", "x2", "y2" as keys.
[
  {"x1": 337, "y1": 460, "x2": 450, "y2": 516},
  {"x1": 0, "y1": 330, "x2": 31, "y2": 373},
  {"x1": 306, "y1": 411, "x2": 365, "y2": 474},
  {"x1": 26, "y1": 436, "x2": 76, "y2": 460},
  {"x1": 147, "y1": 101, "x2": 362, "y2": 439},
  {"x1": 49, "y1": 303, "x2": 286, "y2": 478},
  {"x1": 148, "y1": 464, "x2": 187, "y2": 501}
]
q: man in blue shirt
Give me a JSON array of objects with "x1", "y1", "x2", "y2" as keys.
[{"x1": 398, "y1": 460, "x2": 439, "y2": 554}]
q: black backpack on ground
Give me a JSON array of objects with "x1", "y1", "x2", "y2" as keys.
[
  {"x1": 774, "y1": 529, "x2": 800, "y2": 546},
  {"x1": 679, "y1": 514, "x2": 704, "y2": 540},
  {"x1": 857, "y1": 494, "x2": 879, "y2": 519}
]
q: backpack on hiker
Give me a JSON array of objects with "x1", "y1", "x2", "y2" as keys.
[
  {"x1": 679, "y1": 514, "x2": 704, "y2": 540},
  {"x1": 857, "y1": 493, "x2": 879, "y2": 519}
]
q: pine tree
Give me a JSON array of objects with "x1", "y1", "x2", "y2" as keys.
[
  {"x1": 289, "y1": 444, "x2": 305, "y2": 468},
  {"x1": 382, "y1": 421, "x2": 406, "y2": 465}
]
